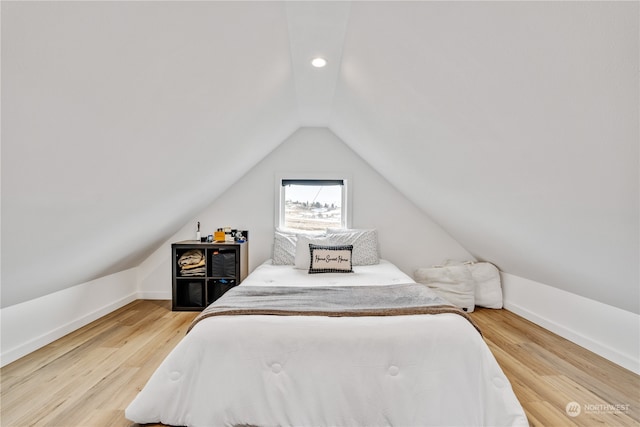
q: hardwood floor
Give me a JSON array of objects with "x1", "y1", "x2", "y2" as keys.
[
  {"x1": 1, "y1": 300, "x2": 195, "y2": 427},
  {"x1": 1, "y1": 300, "x2": 638, "y2": 426},
  {"x1": 470, "y1": 308, "x2": 639, "y2": 426}
]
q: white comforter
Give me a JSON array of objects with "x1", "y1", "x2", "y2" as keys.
[{"x1": 126, "y1": 260, "x2": 528, "y2": 427}]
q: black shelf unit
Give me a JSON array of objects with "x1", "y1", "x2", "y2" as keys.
[{"x1": 172, "y1": 240, "x2": 248, "y2": 311}]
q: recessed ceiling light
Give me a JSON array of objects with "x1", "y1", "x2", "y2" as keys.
[{"x1": 311, "y1": 57, "x2": 327, "y2": 68}]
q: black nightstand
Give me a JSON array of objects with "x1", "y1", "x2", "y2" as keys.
[{"x1": 171, "y1": 240, "x2": 248, "y2": 311}]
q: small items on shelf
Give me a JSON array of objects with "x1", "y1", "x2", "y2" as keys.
[{"x1": 213, "y1": 228, "x2": 248, "y2": 242}]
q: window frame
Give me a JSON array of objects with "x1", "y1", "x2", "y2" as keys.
[{"x1": 275, "y1": 173, "x2": 351, "y2": 232}]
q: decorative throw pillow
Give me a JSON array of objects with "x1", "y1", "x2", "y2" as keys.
[
  {"x1": 308, "y1": 244, "x2": 354, "y2": 274},
  {"x1": 325, "y1": 228, "x2": 379, "y2": 266},
  {"x1": 414, "y1": 265, "x2": 475, "y2": 312},
  {"x1": 294, "y1": 235, "x2": 335, "y2": 269},
  {"x1": 468, "y1": 262, "x2": 503, "y2": 309}
]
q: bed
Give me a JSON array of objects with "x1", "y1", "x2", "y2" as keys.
[{"x1": 126, "y1": 231, "x2": 528, "y2": 426}]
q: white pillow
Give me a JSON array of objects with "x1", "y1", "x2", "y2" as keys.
[
  {"x1": 468, "y1": 262, "x2": 503, "y2": 309},
  {"x1": 414, "y1": 265, "x2": 475, "y2": 313},
  {"x1": 325, "y1": 228, "x2": 379, "y2": 266},
  {"x1": 272, "y1": 229, "x2": 297, "y2": 265},
  {"x1": 273, "y1": 228, "x2": 326, "y2": 265},
  {"x1": 294, "y1": 235, "x2": 335, "y2": 269}
]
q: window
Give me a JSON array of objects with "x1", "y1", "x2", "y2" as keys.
[{"x1": 277, "y1": 177, "x2": 349, "y2": 231}]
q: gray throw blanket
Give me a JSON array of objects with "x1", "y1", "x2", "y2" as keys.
[{"x1": 188, "y1": 283, "x2": 480, "y2": 334}]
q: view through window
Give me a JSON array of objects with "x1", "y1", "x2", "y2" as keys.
[{"x1": 281, "y1": 179, "x2": 345, "y2": 231}]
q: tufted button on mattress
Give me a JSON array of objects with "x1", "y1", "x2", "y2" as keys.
[
  {"x1": 388, "y1": 365, "x2": 400, "y2": 376},
  {"x1": 271, "y1": 363, "x2": 282, "y2": 374}
]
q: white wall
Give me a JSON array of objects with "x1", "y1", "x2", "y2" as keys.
[
  {"x1": 503, "y1": 273, "x2": 640, "y2": 375},
  {"x1": 0, "y1": 268, "x2": 138, "y2": 367},
  {"x1": 138, "y1": 127, "x2": 473, "y2": 297}
]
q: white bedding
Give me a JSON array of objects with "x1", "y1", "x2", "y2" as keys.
[
  {"x1": 242, "y1": 259, "x2": 416, "y2": 287},
  {"x1": 126, "y1": 260, "x2": 528, "y2": 427}
]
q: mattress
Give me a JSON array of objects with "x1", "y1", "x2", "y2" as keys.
[{"x1": 126, "y1": 260, "x2": 528, "y2": 426}]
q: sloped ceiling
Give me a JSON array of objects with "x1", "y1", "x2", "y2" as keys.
[
  {"x1": 2, "y1": 1, "x2": 300, "y2": 307},
  {"x1": 2, "y1": 2, "x2": 638, "y2": 313}
]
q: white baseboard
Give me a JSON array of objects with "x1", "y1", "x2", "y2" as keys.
[
  {"x1": 0, "y1": 269, "x2": 138, "y2": 367},
  {"x1": 502, "y1": 273, "x2": 640, "y2": 375},
  {"x1": 4, "y1": 267, "x2": 637, "y2": 376},
  {"x1": 137, "y1": 291, "x2": 172, "y2": 300}
]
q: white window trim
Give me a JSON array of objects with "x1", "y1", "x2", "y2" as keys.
[{"x1": 275, "y1": 173, "x2": 352, "y2": 231}]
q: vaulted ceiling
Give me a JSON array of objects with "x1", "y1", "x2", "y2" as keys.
[{"x1": 2, "y1": 1, "x2": 638, "y2": 313}]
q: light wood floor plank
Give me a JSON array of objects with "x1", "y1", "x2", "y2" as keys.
[{"x1": 1, "y1": 301, "x2": 638, "y2": 426}]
